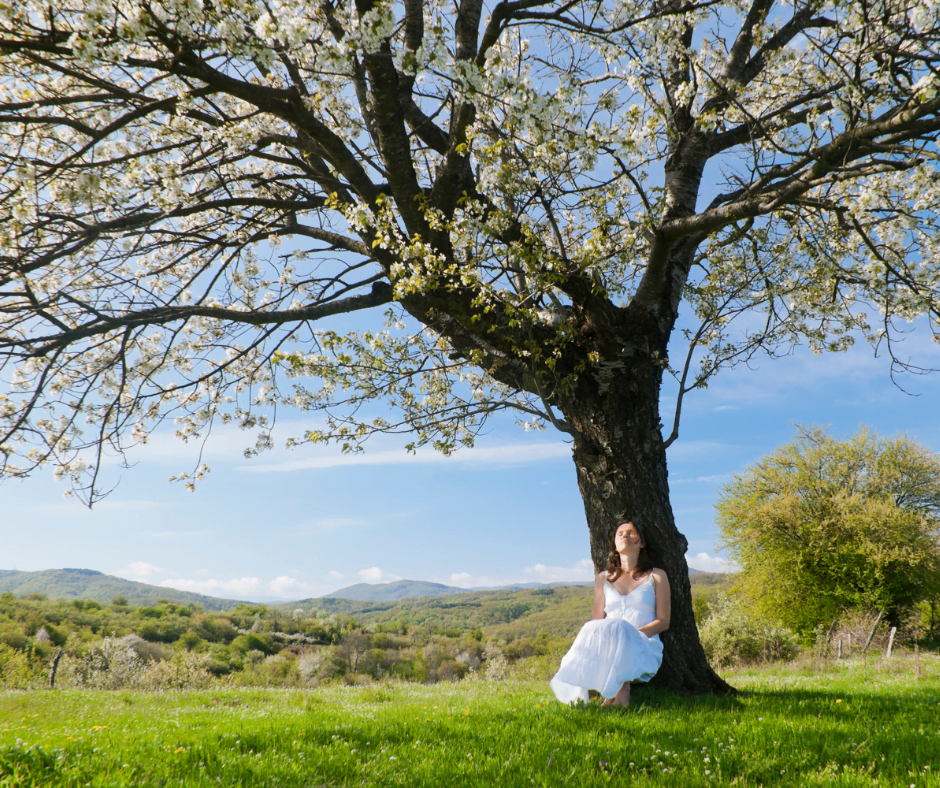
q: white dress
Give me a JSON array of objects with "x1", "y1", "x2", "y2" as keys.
[{"x1": 550, "y1": 576, "x2": 663, "y2": 703}]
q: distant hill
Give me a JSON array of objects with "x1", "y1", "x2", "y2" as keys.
[
  {"x1": 321, "y1": 579, "x2": 466, "y2": 601},
  {"x1": 0, "y1": 565, "x2": 716, "y2": 611},
  {"x1": 323, "y1": 568, "x2": 708, "y2": 602},
  {"x1": 320, "y1": 579, "x2": 593, "y2": 602},
  {"x1": 0, "y1": 569, "x2": 250, "y2": 611},
  {"x1": 282, "y1": 572, "x2": 733, "y2": 640}
]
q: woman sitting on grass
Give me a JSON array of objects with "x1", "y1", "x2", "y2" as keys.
[{"x1": 550, "y1": 520, "x2": 671, "y2": 708}]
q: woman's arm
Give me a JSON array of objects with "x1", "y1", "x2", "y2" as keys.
[
  {"x1": 636, "y1": 568, "x2": 671, "y2": 637},
  {"x1": 591, "y1": 572, "x2": 607, "y2": 620}
]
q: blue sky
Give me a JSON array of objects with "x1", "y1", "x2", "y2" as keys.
[{"x1": 3, "y1": 317, "x2": 938, "y2": 603}]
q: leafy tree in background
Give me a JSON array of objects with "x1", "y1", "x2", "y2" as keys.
[
  {"x1": 716, "y1": 426, "x2": 940, "y2": 636},
  {"x1": 3, "y1": 1, "x2": 940, "y2": 691}
]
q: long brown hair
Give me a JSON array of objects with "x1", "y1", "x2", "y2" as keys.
[{"x1": 606, "y1": 520, "x2": 654, "y2": 582}]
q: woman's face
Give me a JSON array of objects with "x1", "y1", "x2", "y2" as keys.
[{"x1": 614, "y1": 522, "x2": 644, "y2": 553}]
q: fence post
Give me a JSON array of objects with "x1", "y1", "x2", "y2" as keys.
[
  {"x1": 862, "y1": 611, "x2": 884, "y2": 654},
  {"x1": 886, "y1": 627, "x2": 897, "y2": 658},
  {"x1": 837, "y1": 639, "x2": 842, "y2": 659},
  {"x1": 48, "y1": 648, "x2": 64, "y2": 688}
]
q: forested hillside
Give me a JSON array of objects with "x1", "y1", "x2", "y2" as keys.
[
  {"x1": 0, "y1": 575, "x2": 732, "y2": 689},
  {"x1": 0, "y1": 569, "x2": 249, "y2": 610},
  {"x1": 289, "y1": 573, "x2": 731, "y2": 640}
]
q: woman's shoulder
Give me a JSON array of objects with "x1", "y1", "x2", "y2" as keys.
[
  {"x1": 650, "y1": 567, "x2": 670, "y2": 584},
  {"x1": 594, "y1": 571, "x2": 609, "y2": 584}
]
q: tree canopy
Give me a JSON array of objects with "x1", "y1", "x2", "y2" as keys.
[
  {"x1": 3, "y1": 0, "x2": 940, "y2": 692},
  {"x1": 716, "y1": 426, "x2": 940, "y2": 635},
  {"x1": 2, "y1": 0, "x2": 940, "y2": 496}
]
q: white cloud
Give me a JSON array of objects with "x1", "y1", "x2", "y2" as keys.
[
  {"x1": 448, "y1": 572, "x2": 475, "y2": 587},
  {"x1": 327, "y1": 570, "x2": 345, "y2": 581},
  {"x1": 671, "y1": 473, "x2": 732, "y2": 485},
  {"x1": 358, "y1": 567, "x2": 401, "y2": 584},
  {"x1": 686, "y1": 552, "x2": 739, "y2": 573},
  {"x1": 115, "y1": 561, "x2": 163, "y2": 579},
  {"x1": 665, "y1": 440, "x2": 735, "y2": 459},
  {"x1": 522, "y1": 558, "x2": 594, "y2": 584},
  {"x1": 158, "y1": 577, "x2": 262, "y2": 597},
  {"x1": 239, "y1": 442, "x2": 571, "y2": 473},
  {"x1": 269, "y1": 576, "x2": 318, "y2": 598}
]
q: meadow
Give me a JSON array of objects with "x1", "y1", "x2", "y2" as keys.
[{"x1": 1, "y1": 654, "x2": 938, "y2": 787}]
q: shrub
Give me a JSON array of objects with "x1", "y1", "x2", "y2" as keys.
[
  {"x1": 59, "y1": 637, "x2": 144, "y2": 689},
  {"x1": 483, "y1": 643, "x2": 509, "y2": 681},
  {"x1": 231, "y1": 633, "x2": 274, "y2": 655},
  {"x1": 121, "y1": 633, "x2": 171, "y2": 663},
  {"x1": 244, "y1": 649, "x2": 266, "y2": 666},
  {"x1": 177, "y1": 631, "x2": 205, "y2": 652},
  {"x1": 700, "y1": 595, "x2": 800, "y2": 666},
  {"x1": 297, "y1": 649, "x2": 330, "y2": 684},
  {"x1": 1, "y1": 631, "x2": 29, "y2": 651},
  {"x1": 137, "y1": 652, "x2": 215, "y2": 691},
  {"x1": 0, "y1": 644, "x2": 46, "y2": 689}
]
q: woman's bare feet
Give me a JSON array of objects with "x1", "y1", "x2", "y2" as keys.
[{"x1": 611, "y1": 682, "x2": 631, "y2": 708}]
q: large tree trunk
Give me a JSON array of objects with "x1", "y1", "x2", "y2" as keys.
[{"x1": 558, "y1": 343, "x2": 733, "y2": 695}]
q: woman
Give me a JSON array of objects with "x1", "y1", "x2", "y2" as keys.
[{"x1": 550, "y1": 520, "x2": 671, "y2": 707}]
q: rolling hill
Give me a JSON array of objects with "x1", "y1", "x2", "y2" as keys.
[
  {"x1": 284, "y1": 572, "x2": 732, "y2": 640},
  {"x1": 0, "y1": 568, "x2": 251, "y2": 611},
  {"x1": 321, "y1": 569, "x2": 705, "y2": 603}
]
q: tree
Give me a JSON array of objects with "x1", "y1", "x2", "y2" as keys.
[
  {"x1": 2, "y1": 0, "x2": 940, "y2": 693},
  {"x1": 716, "y1": 426, "x2": 940, "y2": 636}
]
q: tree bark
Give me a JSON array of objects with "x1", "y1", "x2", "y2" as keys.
[{"x1": 558, "y1": 343, "x2": 733, "y2": 695}]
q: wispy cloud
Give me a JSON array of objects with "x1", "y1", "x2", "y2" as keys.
[
  {"x1": 686, "y1": 552, "x2": 739, "y2": 573},
  {"x1": 671, "y1": 473, "x2": 732, "y2": 485},
  {"x1": 440, "y1": 559, "x2": 594, "y2": 589},
  {"x1": 238, "y1": 442, "x2": 571, "y2": 473},
  {"x1": 269, "y1": 576, "x2": 320, "y2": 598},
  {"x1": 136, "y1": 573, "x2": 341, "y2": 600},
  {"x1": 358, "y1": 567, "x2": 402, "y2": 583},
  {"x1": 114, "y1": 561, "x2": 164, "y2": 579},
  {"x1": 158, "y1": 576, "x2": 262, "y2": 597},
  {"x1": 448, "y1": 572, "x2": 476, "y2": 588},
  {"x1": 523, "y1": 559, "x2": 594, "y2": 584},
  {"x1": 665, "y1": 440, "x2": 735, "y2": 459}
]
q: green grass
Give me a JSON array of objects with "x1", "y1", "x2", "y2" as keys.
[{"x1": 1, "y1": 655, "x2": 939, "y2": 787}]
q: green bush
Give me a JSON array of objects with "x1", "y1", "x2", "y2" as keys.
[
  {"x1": 231, "y1": 633, "x2": 274, "y2": 655},
  {"x1": 0, "y1": 644, "x2": 46, "y2": 689},
  {"x1": 1, "y1": 631, "x2": 29, "y2": 651},
  {"x1": 700, "y1": 595, "x2": 800, "y2": 666}
]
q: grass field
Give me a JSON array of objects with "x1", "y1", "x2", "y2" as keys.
[{"x1": 1, "y1": 655, "x2": 938, "y2": 787}]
